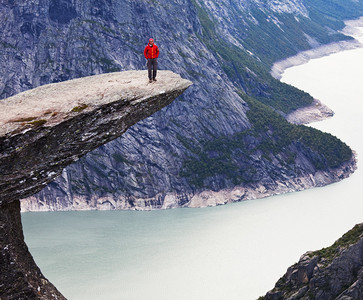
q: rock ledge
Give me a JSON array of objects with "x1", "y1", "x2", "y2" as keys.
[
  {"x1": 0, "y1": 70, "x2": 192, "y2": 205},
  {"x1": 0, "y1": 70, "x2": 191, "y2": 299}
]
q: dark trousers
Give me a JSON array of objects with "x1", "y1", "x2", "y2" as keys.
[{"x1": 147, "y1": 59, "x2": 157, "y2": 80}]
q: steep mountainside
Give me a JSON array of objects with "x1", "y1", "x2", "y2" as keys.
[
  {"x1": 262, "y1": 223, "x2": 363, "y2": 299},
  {"x1": 1, "y1": 0, "x2": 362, "y2": 210}
]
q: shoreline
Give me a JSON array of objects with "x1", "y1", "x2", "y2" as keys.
[
  {"x1": 286, "y1": 98, "x2": 334, "y2": 125},
  {"x1": 282, "y1": 18, "x2": 363, "y2": 127},
  {"x1": 271, "y1": 17, "x2": 363, "y2": 80},
  {"x1": 21, "y1": 153, "x2": 357, "y2": 212}
]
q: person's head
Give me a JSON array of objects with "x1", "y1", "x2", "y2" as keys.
[{"x1": 149, "y1": 38, "x2": 154, "y2": 46}]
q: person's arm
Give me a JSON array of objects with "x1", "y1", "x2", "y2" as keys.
[
  {"x1": 156, "y1": 45, "x2": 159, "y2": 58},
  {"x1": 144, "y1": 46, "x2": 148, "y2": 59}
]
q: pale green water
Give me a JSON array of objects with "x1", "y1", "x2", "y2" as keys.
[{"x1": 22, "y1": 25, "x2": 363, "y2": 300}]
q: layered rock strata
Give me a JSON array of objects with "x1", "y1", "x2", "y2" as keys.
[{"x1": 0, "y1": 70, "x2": 191, "y2": 298}]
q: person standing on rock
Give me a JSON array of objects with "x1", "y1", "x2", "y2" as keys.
[{"x1": 144, "y1": 38, "x2": 159, "y2": 83}]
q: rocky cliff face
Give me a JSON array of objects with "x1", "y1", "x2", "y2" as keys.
[
  {"x1": 0, "y1": 200, "x2": 66, "y2": 299},
  {"x1": 263, "y1": 223, "x2": 363, "y2": 300},
  {"x1": 0, "y1": 71, "x2": 191, "y2": 298},
  {"x1": 1, "y1": 0, "x2": 362, "y2": 210},
  {"x1": 0, "y1": 70, "x2": 191, "y2": 205}
]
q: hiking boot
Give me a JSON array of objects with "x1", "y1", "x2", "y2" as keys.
[
  {"x1": 153, "y1": 78, "x2": 157, "y2": 81},
  {"x1": 149, "y1": 79, "x2": 153, "y2": 83}
]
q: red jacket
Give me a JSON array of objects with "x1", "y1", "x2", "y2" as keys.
[{"x1": 144, "y1": 44, "x2": 159, "y2": 59}]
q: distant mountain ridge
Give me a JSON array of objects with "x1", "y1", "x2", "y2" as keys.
[{"x1": 1, "y1": 0, "x2": 363, "y2": 210}]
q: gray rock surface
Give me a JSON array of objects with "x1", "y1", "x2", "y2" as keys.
[
  {"x1": 263, "y1": 223, "x2": 363, "y2": 300},
  {"x1": 0, "y1": 70, "x2": 190, "y2": 298},
  {"x1": 0, "y1": 70, "x2": 191, "y2": 205},
  {"x1": 0, "y1": 200, "x2": 66, "y2": 299},
  {"x1": 286, "y1": 99, "x2": 334, "y2": 125}
]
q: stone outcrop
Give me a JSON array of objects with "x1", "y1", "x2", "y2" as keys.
[
  {"x1": 0, "y1": 70, "x2": 191, "y2": 298},
  {"x1": 0, "y1": 70, "x2": 192, "y2": 205},
  {"x1": 286, "y1": 99, "x2": 334, "y2": 125},
  {"x1": 263, "y1": 223, "x2": 363, "y2": 300}
]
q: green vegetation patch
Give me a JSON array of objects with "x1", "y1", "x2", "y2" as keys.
[
  {"x1": 11, "y1": 116, "x2": 37, "y2": 122},
  {"x1": 191, "y1": 0, "x2": 314, "y2": 114},
  {"x1": 71, "y1": 104, "x2": 88, "y2": 112},
  {"x1": 179, "y1": 132, "x2": 254, "y2": 188},
  {"x1": 180, "y1": 93, "x2": 353, "y2": 189},
  {"x1": 28, "y1": 119, "x2": 47, "y2": 127},
  {"x1": 305, "y1": 0, "x2": 363, "y2": 28},
  {"x1": 0, "y1": 40, "x2": 17, "y2": 49},
  {"x1": 96, "y1": 56, "x2": 121, "y2": 72},
  {"x1": 191, "y1": 0, "x2": 363, "y2": 114},
  {"x1": 111, "y1": 153, "x2": 132, "y2": 165},
  {"x1": 311, "y1": 223, "x2": 363, "y2": 262},
  {"x1": 244, "y1": 94, "x2": 352, "y2": 169}
]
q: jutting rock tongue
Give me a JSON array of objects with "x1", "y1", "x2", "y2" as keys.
[
  {"x1": 0, "y1": 70, "x2": 192, "y2": 205},
  {"x1": 0, "y1": 70, "x2": 192, "y2": 299}
]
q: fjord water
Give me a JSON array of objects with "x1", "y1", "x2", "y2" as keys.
[{"x1": 22, "y1": 29, "x2": 363, "y2": 299}]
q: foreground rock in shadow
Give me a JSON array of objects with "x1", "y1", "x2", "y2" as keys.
[
  {"x1": 0, "y1": 200, "x2": 66, "y2": 299},
  {"x1": 0, "y1": 70, "x2": 191, "y2": 298},
  {"x1": 262, "y1": 223, "x2": 363, "y2": 300}
]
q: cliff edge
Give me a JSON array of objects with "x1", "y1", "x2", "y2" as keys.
[
  {"x1": 0, "y1": 70, "x2": 192, "y2": 205},
  {"x1": 0, "y1": 70, "x2": 191, "y2": 299}
]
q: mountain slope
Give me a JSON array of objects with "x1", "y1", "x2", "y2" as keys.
[{"x1": 1, "y1": 0, "x2": 361, "y2": 210}]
